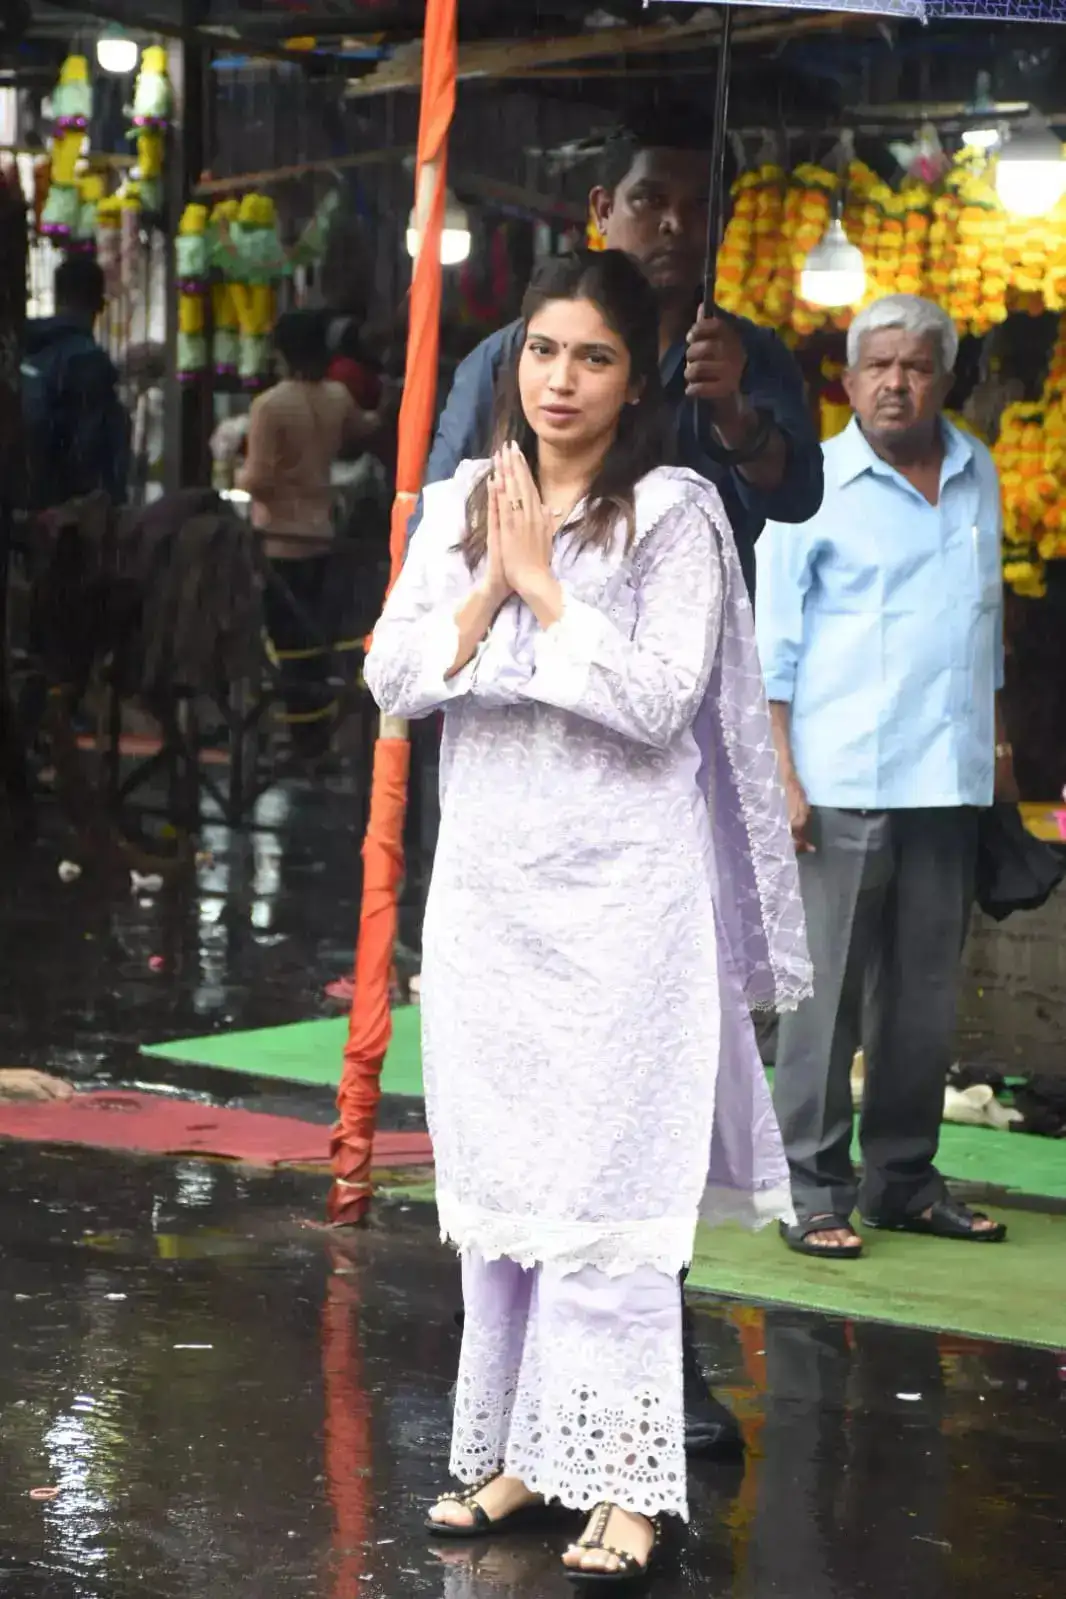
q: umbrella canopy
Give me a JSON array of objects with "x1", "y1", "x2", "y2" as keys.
[
  {"x1": 651, "y1": 1, "x2": 1066, "y2": 20},
  {"x1": 651, "y1": 0, "x2": 1066, "y2": 299}
]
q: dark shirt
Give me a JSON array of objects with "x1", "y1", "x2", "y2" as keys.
[
  {"x1": 409, "y1": 312, "x2": 823, "y2": 598},
  {"x1": 23, "y1": 315, "x2": 130, "y2": 508}
]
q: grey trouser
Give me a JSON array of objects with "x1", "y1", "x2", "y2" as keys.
[{"x1": 773, "y1": 806, "x2": 978, "y2": 1223}]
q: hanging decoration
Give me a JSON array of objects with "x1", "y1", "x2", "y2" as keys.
[
  {"x1": 116, "y1": 174, "x2": 143, "y2": 305},
  {"x1": 229, "y1": 193, "x2": 289, "y2": 386},
  {"x1": 993, "y1": 316, "x2": 1066, "y2": 595},
  {"x1": 209, "y1": 200, "x2": 241, "y2": 377},
  {"x1": 128, "y1": 45, "x2": 172, "y2": 217},
  {"x1": 71, "y1": 170, "x2": 104, "y2": 254},
  {"x1": 715, "y1": 145, "x2": 1066, "y2": 342},
  {"x1": 40, "y1": 54, "x2": 92, "y2": 241},
  {"x1": 174, "y1": 202, "x2": 209, "y2": 380},
  {"x1": 95, "y1": 191, "x2": 123, "y2": 295}
]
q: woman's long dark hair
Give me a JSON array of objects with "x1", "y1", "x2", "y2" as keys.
[{"x1": 459, "y1": 249, "x2": 669, "y2": 571}]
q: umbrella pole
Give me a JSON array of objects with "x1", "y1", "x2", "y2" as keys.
[{"x1": 703, "y1": 2, "x2": 735, "y2": 310}]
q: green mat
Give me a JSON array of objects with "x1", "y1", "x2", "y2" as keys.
[
  {"x1": 691, "y1": 1208, "x2": 1066, "y2": 1349},
  {"x1": 143, "y1": 1014, "x2": 1066, "y2": 1202},
  {"x1": 141, "y1": 1010, "x2": 423, "y2": 1098},
  {"x1": 380, "y1": 1175, "x2": 1066, "y2": 1349},
  {"x1": 142, "y1": 1011, "x2": 1066, "y2": 1345}
]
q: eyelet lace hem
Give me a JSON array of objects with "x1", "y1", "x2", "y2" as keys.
[{"x1": 438, "y1": 1191, "x2": 699, "y2": 1280}]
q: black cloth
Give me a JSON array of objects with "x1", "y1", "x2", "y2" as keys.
[{"x1": 974, "y1": 803, "x2": 1066, "y2": 922}]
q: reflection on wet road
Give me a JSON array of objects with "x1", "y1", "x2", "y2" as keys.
[
  {"x1": 1, "y1": 789, "x2": 1063, "y2": 1597},
  {"x1": 1, "y1": 1145, "x2": 1063, "y2": 1599}
]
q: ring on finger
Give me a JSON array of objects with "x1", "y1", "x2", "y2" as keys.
[{"x1": 510, "y1": 498, "x2": 523, "y2": 511}]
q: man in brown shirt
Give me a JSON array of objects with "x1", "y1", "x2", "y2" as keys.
[{"x1": 237, "y1": 311, "x2": 383, "y2": 760}]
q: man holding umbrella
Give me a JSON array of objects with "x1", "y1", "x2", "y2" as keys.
[
  {"x1": 405, "y1": 109, "x2": 824, "y2": 1460},
  {"x1": 413, "y1": 112, "x2": 822, "y2": 596}
]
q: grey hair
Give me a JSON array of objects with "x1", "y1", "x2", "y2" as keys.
[{"x1": 846, "y1": 294, "x2": 959, "y2": 375}]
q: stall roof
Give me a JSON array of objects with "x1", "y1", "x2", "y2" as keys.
[{"x1": 7, "y1": 2, "x2": 1064, "y2": 130}]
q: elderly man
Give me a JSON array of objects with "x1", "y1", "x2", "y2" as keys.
[{"x1": 756, "y1": 294, "x2": 1013, "y2": 1259}]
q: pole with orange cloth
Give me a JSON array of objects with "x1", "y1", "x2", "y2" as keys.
[{"x1": 328, "y1": 0, "x2": 458, "y2": 1226}]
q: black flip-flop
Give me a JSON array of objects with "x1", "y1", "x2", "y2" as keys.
[
  {"x1": 779, "y1": 1215, "x2": 863, "y2": 1259},
  {"x1": 862, "y1": 1197, "x2": 1007, "y2": 1243}
]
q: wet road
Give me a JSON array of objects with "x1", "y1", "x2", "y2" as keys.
[
  {"x1": 1, "y1": 786, "x2": 1064, "y2": 1598},
  {"x1": 2, "y1": 1146, "x2": 1063, "y2": 1599}
]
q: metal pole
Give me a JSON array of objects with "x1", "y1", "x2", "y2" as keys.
[
  {"x1": 164, "y1": 11, "x2": 212, "y2": 493},
  {"x1": 703, "y1": 2, "x2": 735, "y2": 311}
]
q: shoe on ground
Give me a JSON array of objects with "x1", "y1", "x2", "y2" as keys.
[{"x1": 684, "y1": 1382, "x2": 745, "y2": 1457}]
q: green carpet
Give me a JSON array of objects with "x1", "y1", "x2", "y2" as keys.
[
  {"x1": 142, "y1": 1011, "x2": 1066, "y2": 1345},
  {"x1": 141, "y1": 1009, "x2": 423, "y2": 1098},
  {"x1": 686, "y1": 1208, "x2": 1066, "y2": 1349},
  {"x1": 142, "y1": 1015, "x2": 1066, "y2": 1202},
  {"x1": 377, "y1": 1171, "x2": 1066, "y2": 1349},
  {"x1": 933, "y1": 1119, "x2": 1066, "y2": 1199}
]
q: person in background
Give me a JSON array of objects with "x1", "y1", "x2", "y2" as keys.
[
  {"x1": 413, "y1": 112, "x2": 822, "y2": 595},
  {"x1": 756, "y1": 294, "x2": 1013, "y2": 1261},
  {"x1": 326, "y1": 310, "x2": 384, "y2": 413},
  {"x1": 22, "y1": 254, "x2": 129, "y2": 511},
  {"x1": 237, "y1": 310, "x2": 384, "y2": 764},
  {"x1": 400, "y1": 110, "x2": 825, "y2": 1458}
]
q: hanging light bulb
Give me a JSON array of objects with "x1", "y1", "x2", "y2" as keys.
[
  {"x1": 799, "y1": 218, "x2": 866, "y2": 309},
  {"x1": 406, "y1": 191, "x2": 471, "y2": 266},
  {"x1": 96, "y1": 25, "x2": 139, "y2": 75},
  {"x1": 962, "y1": 127, "x2": 1000, "y2": 152},
  {"x1": 995, "y1": 117, "x2": 1066, "y2": 217}
]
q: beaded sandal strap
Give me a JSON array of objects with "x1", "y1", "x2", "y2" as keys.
[
  {"x1": 433, "y1": 1465, "x2": 504, "y2": 1511},
  {"x1": 572, "y1": 1503, "x2": 660, "y2": 1570}
]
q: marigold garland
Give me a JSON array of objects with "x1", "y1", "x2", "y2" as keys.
[{"x1": 714, "y1": 149, "x2": 1066, "y2": 594}]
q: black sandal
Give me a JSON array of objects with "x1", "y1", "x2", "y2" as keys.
[
  {"x1": 563, "y1": 1502, "x2": 660, "y2": 1587},
  {"x1": 425, "y1": 1467, "x2": 549, "y2": 1539},
  {"x1": 779, "y1": 1214, "x2": 863, "y2": 1259},
  {"x1": 862, "y1": 1197, "x2": 1007, "y2": 1243}
]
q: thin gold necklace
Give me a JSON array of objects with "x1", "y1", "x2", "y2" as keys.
[{"x1": 546, "y1": 494, "x2": 584, "y2": 523}]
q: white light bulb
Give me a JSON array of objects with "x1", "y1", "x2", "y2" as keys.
[
  {"x1": 799, "y1": 219, "x2": 866, "y2": 309},
  {"x1": 962, "y1": 127, "x2": 999, "y2": 152},
  {"x1": 440, "y1": 227, "x2": 471, "y2": 266},
  {"x1": 96, "y1": 31, "x2": 139, "y2": 75},
  {"x1": 406, "y1": 193, "x2": 471, "y2": 266},
  {"x1": 995, "y1": 119, "x2": 1066, "y2": 217},
  {"x1": 996, "y1": 159, "x2": 1066, "y2": 217}
]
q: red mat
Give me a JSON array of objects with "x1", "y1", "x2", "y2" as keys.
[{"x1": 0, "y1": 1090, "x2": 433, "y2": 1170}]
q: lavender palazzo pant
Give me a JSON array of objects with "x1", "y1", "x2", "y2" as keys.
[
  {"x1": 451, "y1": 1251, "x2": 687, "y2": 1522},
  {"x1": 444, "y1": 936, "x2": 783, "y2": 1527}
]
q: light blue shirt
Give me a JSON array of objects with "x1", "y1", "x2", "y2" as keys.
[{"x1": 756, "y1": 417, "x2": 1004, "y2": 810}]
